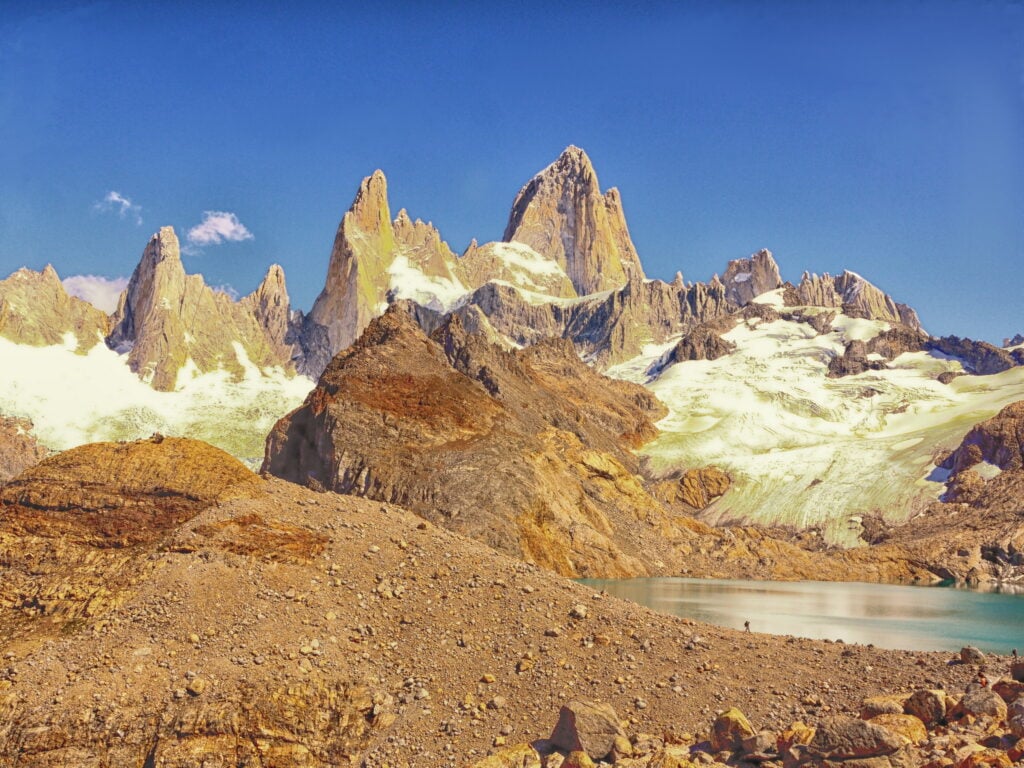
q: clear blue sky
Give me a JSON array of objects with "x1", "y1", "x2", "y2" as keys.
[{"x1": 1, "y1": 1, "x2": 1021, "y2": 342}]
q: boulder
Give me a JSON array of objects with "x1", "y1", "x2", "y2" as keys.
[
  {"x1": 861, "y1": 694, "x2": 910, "y2": 719},
  {"x1": 867, "y1": 714, "x2": 927, "y2": 745},
  {"x1": 789, "y1": 716, "x2": 905, "y2": 767},
  {"x1": 710, "y1": 707, "x2": 755, "y2": 753},
  {"x1": 949, "y1": 688, "x2": 1008, "y2": 724},
  {"x1": 549, "y1": 701, "x2": 626, "y2": 761},
  {"x1": 955, "y1": 748, "x2": 1013, "y2": 768},
  {"x1": 905, "y1": 689, "x2": 947, "y2": 727},
  {"x1": 1008, "y1": 700, "x2": 1024, "y2": 739},
  {"x1": 961, "y1": 647, "x2": 986, "y2": 665}
]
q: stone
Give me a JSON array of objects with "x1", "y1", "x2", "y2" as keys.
[
  {"x1": 861, "y1": 694, "x2": 910, "y2": 719},
  {"x1": 1008, "y1": 700, "x2": 1024, "y2": 739},
  {"x1": 868, "y1": 714, "x2": 927, "y2": 745},
  {"x1": 948, "y1": 687, "x2": 1007, "y2": 723},
  {"x1": 709, "y1": 707, "x2": 755, "y2": 753},
  {"x1": 549, "y1": 700, "x2": 627, "y2": 760},
  {"x1": 722, "y1": 249, "x2": 782, "y2": 306},
  {"x1": 961, "y1": 647, "x2": 986, "y2": 665},
  {"x1": 563, "y1": 752, "x2": 596, "y2": 768},
  {"x1": 470, "y1": 744, "x2": 542, "y2": 768},
  {"x1": 905, "y1": 689, "x2": 947, "y2": 727},
  {"x1": 799, "y1": 716, "x2": 904, "y2": 763},
  {"x1": 0, "y1": 264, "x2": 109, "y2": 350},
  {"x1": 956, "y1": 748, "x2": 1013, "y2": 768}
]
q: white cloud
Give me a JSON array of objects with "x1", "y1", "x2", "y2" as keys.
[
  {"x1": 62, "y1": 275, "x2": 129, "y2": 314},
  {"x1": 212, "y1": 283, "x2": 240, "y2": 301},
  {"x1": 94, "y1": 191, "x2": 142, "y2": 225},
  {"x1": 186, "y1": 211, "x2": 254, "y2": 247}
]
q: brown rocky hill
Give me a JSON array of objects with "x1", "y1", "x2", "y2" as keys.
[
  {"x1": 265, "y1": 306, "x2": 678, "y2": 578},
  {"x1": 0, "y1": 265, "x2": 110, "y2": 350},
  {"x1": 0, "y1": 437, "x2": 991, "y2": 767}
]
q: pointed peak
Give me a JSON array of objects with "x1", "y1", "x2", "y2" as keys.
[
  {"x1": 41, "y1": 264, "x2": 60, "y2": 282},
  {"x1": 354, "y1": 170, "x2": 389, "y2": 207},
  {"x1": 394, "y1": 207, "x2": 411, "y2": 225},
  {"x1": 263, "y1": 263, "x2": 286, "y2": 285},
  {"x1": 144, "y1": 227, "x2": 182, "y2": 265}
]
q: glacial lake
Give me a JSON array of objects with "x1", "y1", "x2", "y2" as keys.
[{"x1": 579, "y1": 578, "x2": 1024, "y2": 654}]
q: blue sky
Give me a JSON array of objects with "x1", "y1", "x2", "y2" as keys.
[{"x1": 1, "y1": 1, "x2": 1021, "y2": 342}]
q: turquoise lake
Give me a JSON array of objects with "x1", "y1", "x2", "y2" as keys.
[{"x1": 579, "y1": 578, "x2": 1024, "y2": 654}]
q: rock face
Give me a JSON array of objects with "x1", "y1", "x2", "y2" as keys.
[
  {"x1": 0, "y1": 265, "x2": 110, "y2": 350},
  {"x1": 264, "y1": 307, "x2": 679, "y2": 578},
  {"x1": 303, "y1": 172, "x2": 467, "y2": 373},
  {"x1": 926, "y1": 336, "x2": 1024, "y2": 375},
  {"x1": 943, "y1": 401, "x2": 1024, "y2": 474},
  {"x1": 723, "y1": 249, "x2": 782, "y2": 306},
  {"x1": 0, "y1": 417, "x2": 48, "y2": 482},
  {"x1": 108, "y1": 227, "x2": 301, "y2": 390},
  {"x1": 502, "y1": 146, "x2": 645, "y2": 296}
]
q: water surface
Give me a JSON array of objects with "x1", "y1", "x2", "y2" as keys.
[{"x1": 580, "y1": 578, "x2": 1024, "y2": 653}]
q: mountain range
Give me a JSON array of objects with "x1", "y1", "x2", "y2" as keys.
[{"x1": 1, "y1": 145, "x2": 1022, "y2": 551}]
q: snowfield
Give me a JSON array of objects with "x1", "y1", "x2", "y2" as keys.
[
  {"x1": 607, "y1": 301, "x2": 1024, "y2": 546},
  {"x1": 0, "y1": 334, "x2": 314, "y2": 466}
]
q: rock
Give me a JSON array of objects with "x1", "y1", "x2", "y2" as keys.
[
  {"x1": 1011, "y1": 661, "x2": 1024, "y2": 683},
  {"x1": 710, "y1": 707, "x2": 755, "y2": 753},
  {"x1": 741, "y1": 730, "x2": 778, "y2": 759},
  {"x1": 861, "y1": 694, "x2": 910, "y2": 719},
  {"x1": 793, "y1": 716, "x2": 905, "y2": 767},
  {"x1": 868, "y1": 714, "x2": 927, "y2": 745},
  {"x1": 186, "y1": 677, "x2": 208, "y2": 696},
  {"x1": 992, "y1": 679, "x2": 1024, "y2": 704},
  {"x1": 549, "y1": 700, "x2": 627, "y2": 760},
  {"x1": 563, "y1": 752, "x2": 596, "y2": 768},
  {"x1": 1008, "y1": 700, "x2": 1024, "y2": 739},
  {"x1": 722, "y1": 249, "x2": 782, "y2": 306},
  {"x1": 961, "y1": 647, "x2": 987, "y2": 665},
  {"x1": 502, "y1": 145, "x2": 645, "y2": 296},
  {"x1": 471, "y1": 744, "x2": 542, "y2": 768},
  {"x1": 948, "y1": 687, "x2": 1007, "y2": 723},
  {"x1": 778, "y1": 721, "x2": 816, "y2": 755},
  {"x1": 303, "y1": 173, "x2": 468, "y2": 374},
  {"x1": 955, "y1": 748, "x2": 1013, "y2": 768},
  {"x1": 905, "y1": 689, "x2": 948, "y2": 727},
  {"x1": 926, "y1": 336, "x2": 1019, "y2": 376},
  {"x1": 942, "y1": 402, "x2": 1024, "y2": 475},
  {"x1": 791, "y1": 270, "x2": 921, "y2": 329}
]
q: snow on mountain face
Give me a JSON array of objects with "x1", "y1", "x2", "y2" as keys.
[
  {"x1": 606, "y1": 299, "x2": 1024, "y2": 546},
  {"x1": 0, "y1": 335, "x2": 313, "y2": 465}
]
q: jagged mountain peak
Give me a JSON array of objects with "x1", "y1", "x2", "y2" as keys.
[
  {"x1": 502, "y1": 146, "x2": 645, "y2": 296},
  {"x1": 722, "y1": 249, "x2": 782, "y2": 306}
]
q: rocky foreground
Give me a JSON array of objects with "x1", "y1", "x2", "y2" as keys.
[{"x1": 0, "y1": 437, "x2": 1009, "y2": 767}]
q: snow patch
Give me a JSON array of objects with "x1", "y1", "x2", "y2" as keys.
[
  {"x1": 731, "y1": 271, "x2": 752, "y2": 283},
  {"x1": 751, "y1": 288, "x2": 785, "y2": 307},
  {"x1": 0, "y1": 337, "x2": 313, "y2": 462},
  {"x1": 387, "y1": 254, "x2": 468, "y2": 312}
]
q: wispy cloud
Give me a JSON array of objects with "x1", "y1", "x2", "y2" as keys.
[
  {"x1": 93, "y1": 191, "x2": 142, "y2": 225},
  {"x1": 62, "y1": 274, "x2": 129, "y2": 314},
  {"x1": 212, "y1": 283, "x2": 240, "y2": 301},
  {"x1": 186, "y1": 211, "x2": 254, "y2": 247}
]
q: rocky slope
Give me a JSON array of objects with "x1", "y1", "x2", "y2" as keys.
[
  {"x1": 0, "y1": 265, "x2": 109, "y2": 350},
  {"x1": 108, "y1": 227, "x2": 301, "y2": 391},
  {"x1": 0, "y1": 437, "x2": 994, "y2": 767}
]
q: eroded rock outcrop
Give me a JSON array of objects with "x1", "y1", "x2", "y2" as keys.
[{"x1": 0, "y1": 265, "x2": 109, "y2": 350}]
